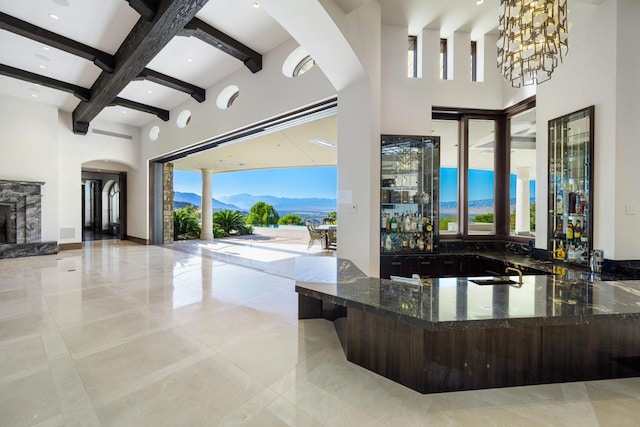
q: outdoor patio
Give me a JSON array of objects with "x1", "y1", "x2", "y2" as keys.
[{"x1": 170, "y1": 226, "x2": 335, "y2": 279}]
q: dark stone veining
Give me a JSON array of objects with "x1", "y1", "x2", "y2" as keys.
[
  {"x1": 0, "y1": 242, "x2": 58, "y2": 259},
  {"x1": 295, "y1": 256, "x2": 640, "y2": 331},
  {"x1": 296, "y1": 255, "x2": 640, "y2": 393},
  {"x1": 0, "y1": 179, "x2": 57, "y2": 259}
]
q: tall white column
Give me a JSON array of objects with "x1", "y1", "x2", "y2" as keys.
[
  {"x1": 200, "y1": 169, "x2": 213, "y2": 240},
  {"x1": 515, "y1": 167, "x2": 531, "y2": 234}
]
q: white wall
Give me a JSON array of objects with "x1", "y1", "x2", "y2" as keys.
[
  {"x1": 140, "y1": 38, "x2": 336, "y2": 162},
  {"x1": 57, "y1": 113, "x2": 141, "y2": 244},
  {"x1": 614, "y1": 0, "x2": 640, "y2": 260},
  {"x1": 380, "y1": 25, "x2": 523, "y2": 137},
  {"x1": 0, "y1": 95, "x2": 59, "y2": 242},
  {"x1": 334, "y1": 1, "x2": 381, "y2": 275},
  {"x1": 536, "y1": 0, "x2": 618, "y2": 257},
  {"x1": 0, "y1": 93, "x2": 141, "y2": 246}
]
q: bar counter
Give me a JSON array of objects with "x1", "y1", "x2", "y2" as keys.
[{"x1": 295, "y1": 256, "x2": 640, "y2": 393}]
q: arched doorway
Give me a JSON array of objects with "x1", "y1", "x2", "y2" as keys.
[{"x1": 81, "y1": 170, "x2": 127, "y2": 241}]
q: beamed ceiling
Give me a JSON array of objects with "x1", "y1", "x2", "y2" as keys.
[
  {"x1": 1, "y1": 0, "x2": 553, "y2": 175},
  {"x1": 0, "y1": 0, "x2": 291, "y2": 132}
]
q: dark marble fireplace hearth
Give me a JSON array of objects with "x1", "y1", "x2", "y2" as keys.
[{"x1": 0, "y1": 180, "x2": 57, "y2": 259}]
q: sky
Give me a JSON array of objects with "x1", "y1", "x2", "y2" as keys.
[
  {"x1": 174, "y1": 166, "x2": 535, "y2": 202},
  {"x1": 174, "y1": 167, "x2": 337, "y2": 199}
]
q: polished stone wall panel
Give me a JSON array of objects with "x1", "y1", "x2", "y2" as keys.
[{"x1": 0, "y1": 180, "x2": 43, "y2": 244}]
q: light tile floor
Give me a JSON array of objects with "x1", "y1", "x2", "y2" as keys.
[{"x1": 1, "y1": 239, "x2": 639, "y2": 426}]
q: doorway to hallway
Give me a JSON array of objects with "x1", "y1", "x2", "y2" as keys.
[{"x1": 81, "y1": 170, "x2": 127, "y2": 241}]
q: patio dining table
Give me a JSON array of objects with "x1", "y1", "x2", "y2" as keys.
[{"x1": 315, "y1": 224, "x2": 336, "y2": 250}]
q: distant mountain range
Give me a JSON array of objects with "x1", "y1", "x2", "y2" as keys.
[
  {"x1": 174, "y1": 192, "x2": 240, "y2": 211},
  {"x1": 176, "y1": 192, "x2": 531, "y2": 217},
  {"x1": 441, "y1": 197, "x2": 536, "y2": 216},
  {"x1": 173, "y1": 192, "x2": 337, "y2": 213}
]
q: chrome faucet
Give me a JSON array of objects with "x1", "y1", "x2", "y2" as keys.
[{"x1": 505, "y1": 266, "x2": 523, "y2": 284}]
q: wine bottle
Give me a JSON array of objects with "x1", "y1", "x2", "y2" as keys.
[{"x1": 574, "y1": 220, "x2": 582, "y2": 240}]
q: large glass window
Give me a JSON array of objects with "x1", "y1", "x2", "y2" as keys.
[
  {"x1": 467, "y1": 119, "x2": 496, "y2": 235},
  {"x1": 509, "y1": 108, "x2": 536, "y2": 237},
  {"x1": 432, "y1": 120, "x2": 459, "y2": 234},
  {"x1": 408, "y1": 35, "x2": 417, "y2": 78},
  {"x1": 440, "y1": 39, "x2": 448, "y2": 80},
  {"x1": 433, "y1": 100, "x2": 534, "y2": 241},
  {"x1": 470, "y1": 41, "x2": 477, "y2": 81}
]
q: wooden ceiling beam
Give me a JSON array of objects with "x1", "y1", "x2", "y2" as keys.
[
  {"x1": 110, "y1": 97, "x2": 170, "y2": 121},
  {"x1": 180, "y1": 17, "x2": 262, "y2": 73},
  {"x1": 0, "y1": 12, "x2": 115, "y2": 73},
  {"x1": 0, "y1": 63, "x2": 91, "y2": 101},
  {"x1": 0, "y1": 13, "x2": 206, "y2": 103},
  {"x1": 72, "y1": 0, "x2": 209, "y2": 134},
  {"x1": 125, "y1": 0, "x2": 161, "y2": 21},
  {"x1": 0, "y1": 64, "x2": 167, "y2": 130},
  {"x1": 137, "y1": 68, "x2": 205, "y2": 102}
]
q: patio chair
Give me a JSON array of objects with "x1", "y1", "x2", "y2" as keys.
[
  {"x1": 326, "y1": 226, "x2": 337, "y2": 250},
  {"x1": 306, "y1": 223, "x2": 327, "y2": 250}
]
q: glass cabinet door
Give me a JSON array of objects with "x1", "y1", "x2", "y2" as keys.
[
  {"x1": 381, "y1": 135, "x2": 440, "y2": 254},
  {"x1": 548, "y1": 106, "x2": 594, "y2": 265}
]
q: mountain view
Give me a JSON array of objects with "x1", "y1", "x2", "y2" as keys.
[
  {"x1": 174, "y1": 191, "x2": 337, "y2": 222},
  {"x1": 440, "y1": 197, "x2": 536, "y2": 218}
]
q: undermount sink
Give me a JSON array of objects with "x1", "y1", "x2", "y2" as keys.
[{"x1": 470, "y1": 278, "x2": 518, "y2": 286}]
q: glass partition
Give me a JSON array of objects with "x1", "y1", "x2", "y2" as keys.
[
  {"x1": 467, "y1": 119, "x2": 496, "y2": 235},
  {"x1": 509, "y1": 108, "x2": 537, "y2": 238}
]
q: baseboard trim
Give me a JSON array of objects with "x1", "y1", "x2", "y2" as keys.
[
  {"x1": 59, "y1": 242, "x2": 83, "y2": 251},
  {"x1": 126, "y1": 235, "x2": 149, "y2": 245}
]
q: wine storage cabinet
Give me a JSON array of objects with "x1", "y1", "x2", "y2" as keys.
[
  {"x1": 548, "y1": 106, "x2": 594, "y2": 266},
  {"x1": 380, "y1": 135, "x2": 440, "y2": 276}
]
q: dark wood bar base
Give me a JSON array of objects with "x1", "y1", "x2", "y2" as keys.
[{"x1": 300, "y1": 295, "x2": 640, "y2": 394}]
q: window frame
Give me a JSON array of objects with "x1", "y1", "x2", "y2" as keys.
[{"x1": 432, "y1": 97, "x2": 536, "y2": 242}]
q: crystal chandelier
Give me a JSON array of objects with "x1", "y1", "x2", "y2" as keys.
[{"x1": 497, "y1": 0, "x2": 569, "y2": 87}]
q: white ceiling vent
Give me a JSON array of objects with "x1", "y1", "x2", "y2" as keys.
[{"x1": 91, "y1": 129, "x2": 133, "y2": 140}]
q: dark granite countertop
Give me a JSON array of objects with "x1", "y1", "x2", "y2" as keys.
[{"x1": 295, "y1": 256, "x2": 640, "y2": 331}]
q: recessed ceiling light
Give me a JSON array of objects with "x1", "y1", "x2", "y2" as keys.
[
  {"x1": 253, "y1": 2, "x2": 260, "y2": 8},
  {"x1": 147, "y1": 90, "x2": 153, "y2": 94},
  {"x1": 48, "y1": 13, "x2": 60, "y2": 20},
  {"x1": 31, "y1": 94, "x2": 38, "y2": 98},
  {"x1": 42, "y1": 46, "x2": 51, "y2": 51},
  {"x1": 51, "y1": 0, "x2": 70, "y2": 6},
  {"x1": 187, "y1": 58, "x2": 193, "y2": 62},
  {"x1": 121, "y1": 110, "x2": 127, "y2": 114},
  {"x1": 38, "y1": 64, "x2": 46, "y2": 69},
  {"x1": 308, "y1": 138, "x2": 337, "y2": 148},
  {"x1": 476, "y1": 0, "x2": 483, "y2": 4},
  {"x1": 35, "y1": 54, "x2": 51, "y2": 62}
]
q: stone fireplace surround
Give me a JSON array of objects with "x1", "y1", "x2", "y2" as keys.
[{"x1": 0, "y1": 179, "x2": 57, "y2": 259}]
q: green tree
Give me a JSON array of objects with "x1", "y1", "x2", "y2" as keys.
[
  {"x1": 439, "y1": 216, "x2": 457, "y2": 231},
  {"x1": 529, "y1": 202, "x2": 536, "y2": 231},
  {"x1": 278, "y1": 213, "x2": 303, "y2": 225},
  {"x1": 328, "y1": 211, "x2": 337, "y2": 222},
  {"x1": 173, "y1": 205, "x2": 201, "y2": 240},
  {"x1": 212, "y1": 210, "x2": 251, "y2": 235},
  {"x1": 472, "y1": 213, "x2": 494, "y2": 223},
  {"x1": 247, "y1": 201, "x2": 279, "y2": 226}
]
